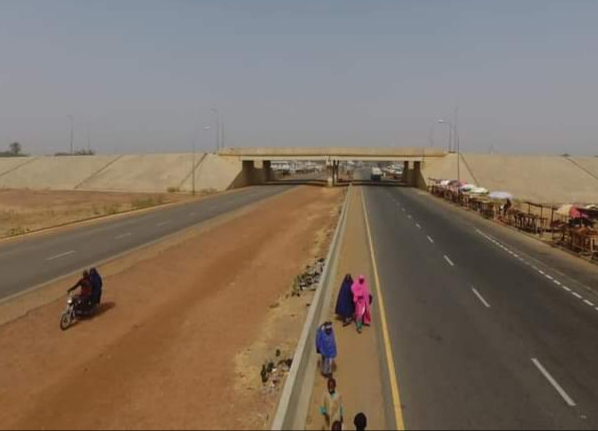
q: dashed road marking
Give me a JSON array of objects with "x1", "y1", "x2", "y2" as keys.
[
  {"x1": 477, "y1": 229, "x2": 598, "y2": 312},
  {"x1": 115, "y1": 232, "x2": 132, "y2": 240},
  {"x1": 427, "y1": 236, "x2": 434, "y2": 244},
  {"x1": 444, "y1": 255, "x2": 455, "y2": 267},
  {"x1": 416, "y1": 223, "x2": 421, "y2": 229},
  {"x1": 532, "y1": 358, "x2": 576, "y2": 407},
  {"x1": 472, "y1": 288, "x2": 491, "y2": 308},
  {"x1": 156, "y1": 220, "x2": 172, "y2": 227},
  {"x1": 46, "y1": 250, "x2": 76, "y2": 261}
]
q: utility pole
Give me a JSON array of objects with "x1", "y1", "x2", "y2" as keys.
[
  {"x1": 87, "y1": 125, "x2": 91, "y2": 153},
  {"x1": 220, "y1": 121, "x2": 225, "y2": 149},
  {"x1": 211, "y1": 108, "x2": 220, "y2": 152},
  {"x1": 68, "y1": 115, "x2": 74, "y2": 155},
  {"x1": 454, "y1": 106, "x2": 460, "y2": 181}
]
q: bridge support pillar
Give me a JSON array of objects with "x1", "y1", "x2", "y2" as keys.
[
  {"x1": 402, "y1": 161, "x2": 410, "y2": 184},
  {"x1": 413, "y1": 161, "x2": 423, "y2": 188},
  {"x1": 263, "y1": 160, "x2": 273, "y2": 182},
  {"x1": 326, "y1": 161, "x2": 334, "y2": 187}
]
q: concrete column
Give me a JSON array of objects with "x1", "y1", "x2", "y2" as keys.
[
  {"x1": 263, "y1": 160, "x2": 273, "y2": 182},
  {"x1": 333, "y1": 161, "x2": 339, "y2": 186},
  {"x1": 402, "y1": 161, "x2": 410, "y2": 184},
  {"x1": 327, "y1": 161, "x2": 334, "y2": 187},
  {"x1": 413, "y1": 161, "x2": 422, "y2": 188}
]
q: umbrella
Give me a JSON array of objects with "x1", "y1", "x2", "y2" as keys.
[
  {"x1": 440, "y1": 180, "x2": 451, "y2": 187},
  {"x1": 556, "y1": 204, "x2": 576, "y2": 217},
  {"x1": 470, "y1": 187, "x2": 489, "y2": 194},
  {"x1": 489, "y1": 191, "x2": 513, "y2": 200},
  {"x1": 556, "y1": 204, "x2": 585, "y2": 218},
  {"x1": 460, "y1": 184, "x2": 477, "y2": 192}
]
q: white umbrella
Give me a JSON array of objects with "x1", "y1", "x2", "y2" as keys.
[
  {"x1": 460, "y1": 184, "x2": 477, "y2": 192},
  {"x1": 489, "y1": 191, "x2": 513, "y2": 200},
  {"x1": 470, "y1": 187, "x2": 489, "y2": 195}
]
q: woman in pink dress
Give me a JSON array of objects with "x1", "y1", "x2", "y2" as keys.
[{"x1": 351, "y1": 275, "x2": 372, "y2": 333}]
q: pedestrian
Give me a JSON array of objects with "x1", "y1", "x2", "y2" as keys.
[
  {"x1": 354, "y1": 412, "x2": 367, "y2": 431},
  {"x1": 320, "y1": 378, "x2": 343, "y2": 429},
  {"x1": 351, "y1": 275, "x2": 372, "y2": 334},
  {"x1": 316, "y1": 322, "x2": 337, "y2": 377},
  {"x1": 331, "y1": 421, "x2": 343, "y2": 431},
  {"x1": 335, "y1": 274, "x2": 355, "y2": 326}
]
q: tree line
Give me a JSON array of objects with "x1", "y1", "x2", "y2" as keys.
[{"x1": 0, "y1": 142, "x2": 96, "y2": 157}]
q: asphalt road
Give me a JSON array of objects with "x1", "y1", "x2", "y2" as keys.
[
  {"x1": 0, "y1": 185, "x2": 291, "y2": 301},
  {"x1": 363, "y1": 185, "x2": 598, "y2": 430}
]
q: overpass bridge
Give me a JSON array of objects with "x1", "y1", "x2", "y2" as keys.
[{"x1": 220, "y1": 147, "x2": 447, "y2": 187}]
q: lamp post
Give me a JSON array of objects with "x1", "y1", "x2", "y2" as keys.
[
  {"x1": 437, "y1": 119, "x2": 453, "y2": 152},
  {"x1": 438, "y1": 108, "x2": 460, "y2": 181},
  {"x1": 192, "y1": 125, "x2": 213, "y2": 196},
  {"x1": 67, "y1": 115, "x2": 74, "y2": 155},
  {"x1": 211, "y1": 108, "x2": 220, "y2": 151}
]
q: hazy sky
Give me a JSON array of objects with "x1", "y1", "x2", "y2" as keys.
[{"x1": 1, "y1": 0, "x2": 597, "y2": 156}]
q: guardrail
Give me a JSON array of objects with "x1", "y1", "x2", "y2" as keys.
[{"x1": 271, "y1": 185, "x2": 352, "y2": 430}]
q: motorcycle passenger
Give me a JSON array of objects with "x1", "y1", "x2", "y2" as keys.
[
  {"x1": 89, "y1": 267, "x2": 103, "y2": 307},
  {"x1": 68, "y1": 270, "x2": 93, "y2": 312}
]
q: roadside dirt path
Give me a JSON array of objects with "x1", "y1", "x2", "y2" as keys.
[{"x1": 0, "y1": 186, "x2": 343, "y2": 430}]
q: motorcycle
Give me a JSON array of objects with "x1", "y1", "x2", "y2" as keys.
[{"x1": 60, "y1": 292, "x2": 97, "y2": 331}]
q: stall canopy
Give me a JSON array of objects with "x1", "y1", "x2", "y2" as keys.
[{"x1": 489, "y1": 191, "x2": 513, "y2": 200}]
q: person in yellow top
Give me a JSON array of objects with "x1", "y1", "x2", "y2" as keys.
[{"x1": 320, "y1": 378, "x2": 344, "y2": 429}]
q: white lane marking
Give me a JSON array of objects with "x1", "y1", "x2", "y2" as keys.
[
  {"x1": 427, "y1": 236, "x2": 434, "y2": 244},
  {"x1": 562, "y1": 285, "x2": 572, "y2": 292},
  {"x1": 115, "y1": 232, "x2": 132, "y2": 240},
  {"x1": 472, "y1": 288, "x2": 491, "y2": 308},
  {"x1": 416, "y1": 223, "x2": 421, "y2": 229},
  {"x1": 407, "y1": 214, "x2": 413, "y2": 219},
  {"x1": 531, "y1": 358, "x2": 576, "y2": 407},
  {"x1": 513, "y1": 254, "x2": 520, "y2": 258},
  {"x1": 444, "y1": 255, "x2": 455, "y2": 267},
  {"x1": 553, "y1": 280, "x2": 562, "y2": 286},
  {"x1": 572, "y1": 292, "x2": 583, "y2": 299},
  {"x1": 156, "y1": 220, "x2": 172, "y2": 227},
  {"x1": 583, "y1": 299, "x2": 595, "y2": 307},
  {"x1": 401, "y1": 208, "x2": 406, "y2": 212},
  {"x1": 46, "y1": 250, "x2": 76, "y2": 261},
  {"x1": 545, "y1": 274, "x2": 554, "y2": 281},
  {"x1": 538, "y1": 270, "x2": 546, "y2": 275}
]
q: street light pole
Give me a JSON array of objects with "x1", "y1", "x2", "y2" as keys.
[
  {"x1": 68, "y1": 115, "x2": 74, "y2": 155},
  {"x1": 211, "y1": 108, "x2": 220, "y2": 152},
  {"x1": 437, "y1": 119, "x2": 453, "y2": 153},
  {"x1": 454, "y1": 107, "x2": 460, "y2": 182}
]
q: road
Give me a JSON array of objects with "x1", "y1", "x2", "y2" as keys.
[
  {"x1": 363, "y1": 185, "x2": 598, "y2": 429},
  {"x1": 0, "y1": 185, "x2": 291, "y2": 301}
]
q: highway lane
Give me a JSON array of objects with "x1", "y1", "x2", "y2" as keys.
[
  {"x1": 0, "y1": 185, "x2": 292, "y2": 301},
  {"x1": 363, "y1": 185, "x2": 598, "y2": 429}
]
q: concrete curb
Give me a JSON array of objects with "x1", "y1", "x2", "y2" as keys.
[{"x1": 271, "y1": 185, "x2": 352, "y2": 431}]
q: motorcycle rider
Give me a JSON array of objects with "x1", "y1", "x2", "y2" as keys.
[
  {"x1": 89, "y1": 267, "x2": 103, "y2": 307},
  {"x1": 68, "y1": 270, "x2": 93, "y2": 312}
]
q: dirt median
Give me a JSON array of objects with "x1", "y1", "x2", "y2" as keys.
[{"x1": 0, "y1": 186, "x2": 343, "y2": 430}]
